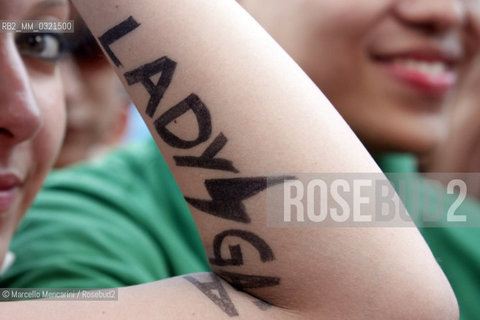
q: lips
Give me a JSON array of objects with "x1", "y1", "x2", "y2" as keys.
[
  {"x1": 0, "y1": 173, "x2": 21, "y2": 212},
  {"x1": 371, "y1": 49, "x2": 460, "y2": 96}
]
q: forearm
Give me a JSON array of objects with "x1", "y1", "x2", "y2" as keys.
[{"x1": 71, "y1": 0, "x2": 457, "y2": 318}]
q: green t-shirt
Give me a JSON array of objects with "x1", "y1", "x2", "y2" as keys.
[
  {"x1": 0, "y1": 139, "x2": 209, "y2": 288},
  {"x1": 377, "y1": 154, "x2": 480, "y2": 320}
]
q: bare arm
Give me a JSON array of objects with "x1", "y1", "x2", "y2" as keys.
[{"x1": 2, "y1": 0, "x2": 457, "y2": 319}]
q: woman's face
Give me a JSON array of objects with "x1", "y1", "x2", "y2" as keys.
[
  {"x1": 56, "y1": 57, "x2": 128, "y2": 168},
  {"x1": 240, "y1": 0, "x2": 479, "y2": 154},
  {"x1": 0, "y1": 0, "x2": 68, "y2": 260}
]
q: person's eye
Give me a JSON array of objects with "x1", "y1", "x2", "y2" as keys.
[{"x1": 15, "y1": 33, "x2": 66, "y2": 61}]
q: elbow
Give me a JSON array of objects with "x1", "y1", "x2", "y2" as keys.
[
  {"x1": 433, "y1": 286, "x2": 459, "y2": 320},
  {"x1": 414, "y1": 275, "x2": 459, "y2": 320}
]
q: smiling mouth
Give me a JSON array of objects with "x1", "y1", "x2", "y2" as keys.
[
  {"x1": 372, "y1": 54, "x2": 458, "y2": 96},
  {"x1": 393, "y1": 58, "x2": 450, "y2": 76}
]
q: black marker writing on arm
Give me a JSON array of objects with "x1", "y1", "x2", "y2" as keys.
[
  {"x1": 97, "y1": 14, "x2": 288, "y2": 316},
  {"x1": 123, "y1": 56, "x2": 177, "y2": 118},
  {"x1": 67, "y1": 1, "x2": 459, "y2": 319},
  {"x1": 98, "y1": 16, "x2": 140, "y2": 67},
  {"x1": 184, "y1": 274, "x2": 239, "y2": 317},
  {"x1": 185, "y1": 176, "x2": 294, "y2": 223},
  {"x1": 174, "y1": 133, "x2": 239, "y2": 173},
  {"x1": 209, "y1": 229, "x2": 275, "y2": 266}
]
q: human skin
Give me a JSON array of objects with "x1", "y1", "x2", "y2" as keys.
[
  {"x1": 420, "y1": 53, "x2": 480, "y2": 199},
  {"x1": 0, "y1": 0, "x2": 458, "y2": 319},
  {"x1": 0, "y1": 0, "x2": 68, "y2": 270},
  {"x1": 239, "y1": 0, "x2": 480, "y2": 155},
  {"x1": 420, "y1": 0, "x2": 480, "y2": 182},
  {"x1": 55, "y1": 56, "x2": 129, "y2": 168},
  {"x1": 54, "y1": 16, "x2": 130, "y2": 168}
]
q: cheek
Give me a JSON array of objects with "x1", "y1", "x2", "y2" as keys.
[
  {"x1": 11, "y1": 74, "x2": 66, "y2": 226},
  {"x1": 32, "y1": 75, "x2": 66, "y2": 175},
  {"x1": 288, "y1": 3, "x2": 385, "y2": 96},
  {"x1": 88, "y1": 74, "x2": 122, "y2": 128}
]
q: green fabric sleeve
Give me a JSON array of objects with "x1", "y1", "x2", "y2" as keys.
[{"x1": 0, "y1": 139, "x2": 210, "y2": 288}]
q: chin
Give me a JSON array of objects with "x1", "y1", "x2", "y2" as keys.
[
  {"x1": 359, "y1": 123, "x2": 446, "y2": 157},
  {"x1": 371, "y1": 134, "x2": 443, "y2": 157}
]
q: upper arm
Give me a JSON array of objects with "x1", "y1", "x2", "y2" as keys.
[{"x1": 56, "y1": 0, "x2": 460, "y2": 319}]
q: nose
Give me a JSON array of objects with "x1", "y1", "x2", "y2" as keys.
[
  {"x1": 0, "y1": 36, "x2": 42, "y2": 150},
  {"x1": 394, "y1": 0, "x2": 467, "y2": 33}
]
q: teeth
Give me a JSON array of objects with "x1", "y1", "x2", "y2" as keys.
[{"x1": 394, "y1": 58, "x2": 448, "y2": 76}]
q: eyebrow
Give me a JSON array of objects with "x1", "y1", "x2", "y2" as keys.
[
  {"x1": 27, "y1": 0, "x2": 69, "y2": 20},
  {"x1": 33, "y1": 0, "x2": 68, "y2": 12}
]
